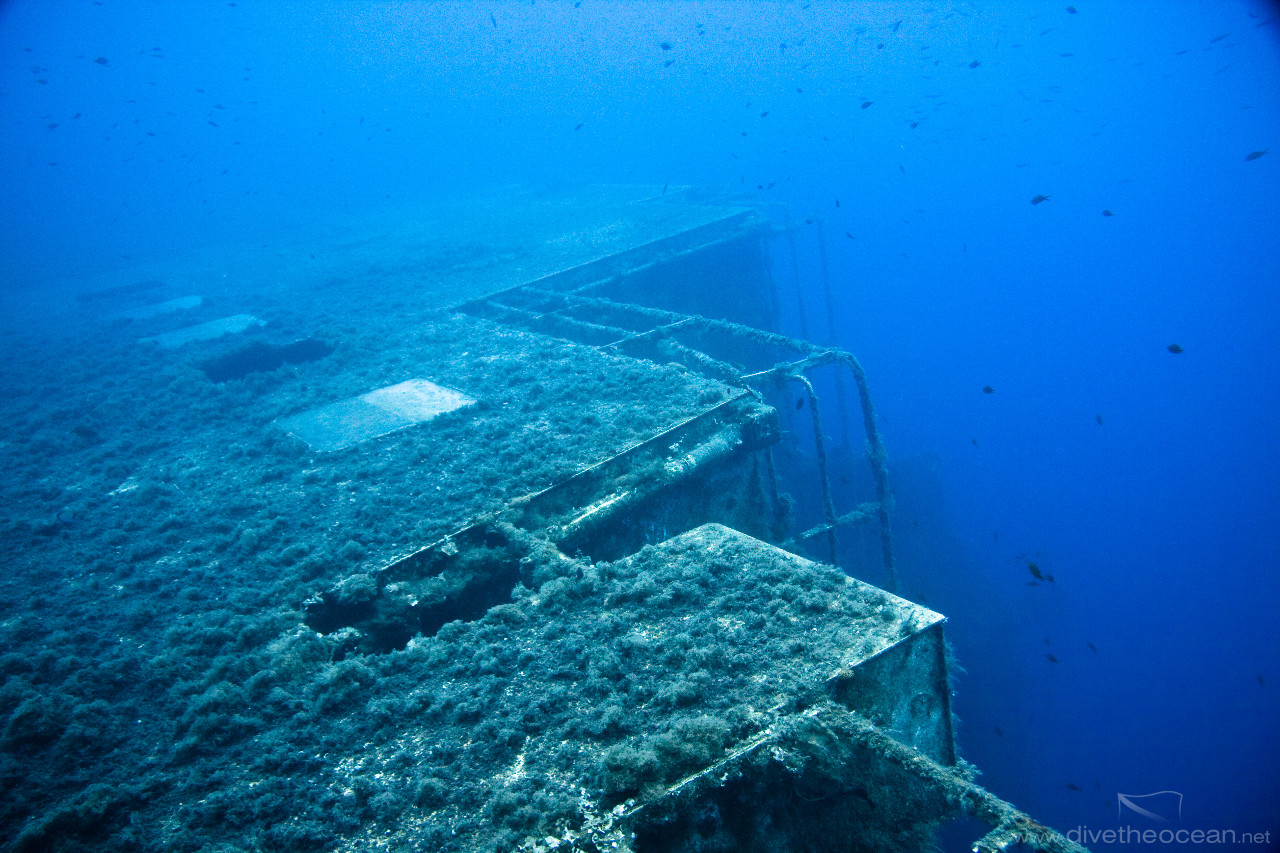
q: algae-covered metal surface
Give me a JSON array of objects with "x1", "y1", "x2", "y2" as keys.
[{"x1": 313, "y1": 522, "x2": 950, "y2": 852}]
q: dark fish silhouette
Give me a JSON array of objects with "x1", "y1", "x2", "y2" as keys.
[
  {"x1": 574, "y1": 123, "x2": 583, "y2": 130},
  {"x1": 969, "y1": 60, "x2": 981, "y2": 68},
  {"x1": 1245, "y1": 150, "x2": 1267, "y2": 161},
  {"x1": 982, "y1": 385, "x2": 995, "y2": 394},
  {"x1": 1167, "y1": 343, "x2": 1184, "y2": 354},
  {"x1": 1027, "y1": 561, "x2": 1045, "y2": 581},
  {"x1": 796, "y1": 397, "x2": 805, "y2": 410},
  {"x1": 660, "y1": 42, "x2": 672, "y2": 51},
  {"x1": 844, "y1": 231, "x2": 855, "y2": 239},
  {"x1": 861, "y1": 100, "x2": 873, "y2": 109},
  {"x1": 1095, "y1": 414, "x2": 1103, "y2": 425},
  {"x1": 1259, "y1": 675, "x2": 1266, "y2": 687},
  {"x1": 1102, "y1": 209, "x2": 1114, "y2": 216},
  {"x1": 489, "y1": 11, "x2": 496, "y2": 27},
  {"x1": 1031, "y1": 194, "x2": 1051, "y2": 204},
  {"x1": 1087, "y1": 642, "x2": 1098, "y2": 654},
  {"x1": 994, "y1": 726, "x2": 1003, "y2": 736},
  {"x1": 1047, "y1": 654, "x2": 1060, "y2": 663},
  {"x1": 1066, "y1": 783, "x2": 1082, "y2": 791},
  {"x1": 94, "y1": 56, "x2": 109, "y2": 65}
]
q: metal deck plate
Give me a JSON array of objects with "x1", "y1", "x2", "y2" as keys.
[
  {"x1": 142, "y1": 313, "x2": 263, "y2": 348},
  {"x1": 113, "y1": 294, "x2": 203, "y2": 320},
  {"x1": 275, "y1": 378, "x2": 476, "y2": 452}
]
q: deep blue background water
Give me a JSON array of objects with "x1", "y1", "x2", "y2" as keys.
[{"x1": 3, "y1": 1, "x2": 1277, "y2": 849}]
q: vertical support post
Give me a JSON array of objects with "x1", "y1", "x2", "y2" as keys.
[
  {"x1": 792, "y1": 374, "x2": 838, "y2": 568},
  {"x1": 835, "y1": 353, "x2": 897, "y2": 593},
  {"x1": 816, "y1": 225, "x2": 853, "y2": 452},
  {"x1": 783, "y1": 225, "x2": 811, "y2": 341}
]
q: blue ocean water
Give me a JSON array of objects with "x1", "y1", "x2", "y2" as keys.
[{"x1": 2, "y1": 1, "x2": 1277, "y2": 850}]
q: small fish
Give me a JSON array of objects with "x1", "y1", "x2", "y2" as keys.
[
  {"x1": 844, "y1": 231, "x2": 855, "y2": 239},
  {"x1": 1259, "y1": 675, "x2": 1266, "y2": 687},
  {"x1": 971, "y1": 438, "x2": 978, "y2": 446},
  {"x1": 994, "y1": 726, "x2": 1003, "y2": 737},
  {"x1": 835, "y1": 198, "x2": 840, "y2": 207},
  {"x1": 969, "y1": 60, "x2": 981, "y2": 68},
  {"x1": 1245, "y1": 149, "x2": 1268, "y2": 161},
  {"x1": 760, "y1": 111, "x2": 769, "y2": 118},
  {"x1": 574, "y1": 122, "x2": 583, "y2": 130},
  {"x1": 1067, "y1": 5, "x2": 1078, "y2": 12},
  {"x1": 1102, "y1": 209, "x2": 1114, "y2": 216},
  {"x1": 1087, "y1": 642, "x2": 1098, "y2": 654},
  {"x1": 982, "y1": 385, "x2": 995, "y2": 394},
  {"x1": 1027, "y1": 561, "x2": 1045, "y2": 581},
  {"x1": 1066, "y1": 783, "x2": 1082, "y2": 792},
  {"x1": 660, "y1": 42, "x2": 672, "y2": 51},
  {"x1": 796, "y1": 397, "x2": 805, "y2": 410},
  {"x1": 1031, "y1": 194, "x2": 1051, "y2": 204},
  {"x1": 489, "y1": 11, "x2": 497, "y2": 27},
  {"x1": 1047, "y1": 653, "x2": 1060, "y2": 663},
  {"x1": 1095, "y1": 414, "x2": 1103, "y2": 425},
  {"x1": 1167, "y1": 343, "x2": 1184, "y2": 354},
  {"x1": 1210, "y1": 33, "x2": 1230, "y2": 43},
  {"x1": 861, "y1": 100, "x2": 873, "y2": 109},
  {"x1": 94, "y1": 56, "x2": 109, "y2": 65}
]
